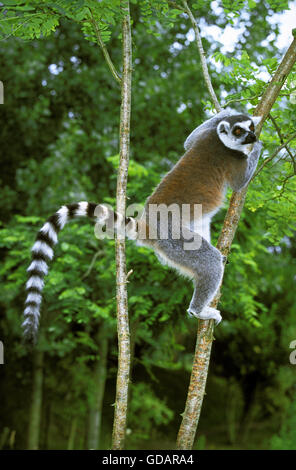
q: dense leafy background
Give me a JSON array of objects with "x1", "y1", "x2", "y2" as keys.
[{"x1": 0, "y1": 0, "x2": 295, "y2": 450}]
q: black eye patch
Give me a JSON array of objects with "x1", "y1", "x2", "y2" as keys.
[
  {"x1": 232, "y1": 127, "x2": 245, "y2": 137},
  {"x1": 219, "y1": 123, "x2": 229, "y2": 134},
  {"x1": 249, "y1": 123, "x2": 255, "y2": 132}
]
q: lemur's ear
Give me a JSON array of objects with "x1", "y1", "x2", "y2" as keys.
[
  {"x1": 217, "y1": 121, "x2": 230, "y2": 134},
  {"x1": 252, "y1": 116, "x2": 262, "y2": 127}
]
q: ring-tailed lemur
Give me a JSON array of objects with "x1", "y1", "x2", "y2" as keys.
[{"x1": 23, "y1": 109, "x2": 262, "y2": 343}]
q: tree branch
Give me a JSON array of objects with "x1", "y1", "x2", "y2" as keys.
[
  {"x1": 167, "y1": 1, "x2": 185, "y2": 11},
  {"x1": 168, "y1": 1, "x2": 221, "y2": 110},
  {"x1": 181, "y1": 0, "x2": 221, "y2": 112},
  {"x1": 222, "y1": 93, "x2": 262, "y2": 108},
  {"x1": 111, "y1": 0, "x2": 132, "y2": 451},
  {"x1": 253, "y1": 130, "x2": 296, "y2": 178},
  {"x1": 88, "y1": 8, "x2": 122, "y2": 85},
  {"x1": 269, "y1": 113, "x2": 296, "y2": 171},
  {"x1": 270, "y1": 172, "x2": 296, "y2": 201},
  {"x1": 254, "y1": 37, "x2": 296, "y2": 131},
  {"x1": 81, "y1": 250, "x2": 104, "y2": 280},
  {"x1": 176, "y1": 36, "x2": 296, "y2": 450}
]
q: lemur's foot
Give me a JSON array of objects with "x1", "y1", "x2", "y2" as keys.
[{"x1": 187, "y1": 306, "x2": 222, "y2": 325}]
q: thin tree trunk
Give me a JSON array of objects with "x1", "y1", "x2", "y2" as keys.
[
  {"x1": 240, "y1": 383, "x2": 260, "y2": 444},
  {"x1": 43, "y1": 403, "x2": 52, "y2": 449},
  {"x1": 111, "y1": 0, "x2": 132, "y2": 450},
  {"x1": 0, "y1": 427, "x2": 10, "y2": 450},
  {"x1": 27, "y1": 350, "x2": 44, "y2": 450},
  {"x1": 226, "y1": 378, "x2": 242, "y2": 445},
  {"x1": 87, "y1": 325, "x2": 108, "y2": 449},
  {"x1": 9, "y1": 429, "x2": 16, "y2": 449},
  {"x1": 176, "y1": 36, "x2": 296, "y2": 450},
  {"x1": 67, "y1": 417, "x2": 78, "y2": 450}
]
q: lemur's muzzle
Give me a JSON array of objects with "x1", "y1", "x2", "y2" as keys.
[{"x1": 243, "y1": 132, "x2": 256, "y2": 144}]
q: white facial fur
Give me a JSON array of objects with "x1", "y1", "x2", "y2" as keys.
[
  {"x1": 252, "y1": 116, "x2": 262, "y2": 126},
  {"x1": 239, "y1": 120, "x2": 252, "y2": 132},
  {"x1": 184, "y1": 110, "x2": 262, "y2": 152},
  {"x1": 217, "y1": 118, "x2": 258, "y2": 154}
]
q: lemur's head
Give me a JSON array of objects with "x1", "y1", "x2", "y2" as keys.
[{"x1": 217, "y1": 114, "x2": 261, "y2": 153}]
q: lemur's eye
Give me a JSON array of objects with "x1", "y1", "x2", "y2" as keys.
[
  {"x1": 234, "y1": 127, "x2": 242, "y2": 136},
  {"x1": 250, "y1": 123, "x2": 255, "y2": 132}
]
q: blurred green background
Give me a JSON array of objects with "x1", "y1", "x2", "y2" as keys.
[{"x1": 0, "y1": 1, "x2": 296, "y2": 450}]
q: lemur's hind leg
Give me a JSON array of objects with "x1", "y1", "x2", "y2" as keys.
[{"x1": 154, "y1": 225, "x2": 224, "y2": 324}]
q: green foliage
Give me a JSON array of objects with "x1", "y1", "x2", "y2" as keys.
[
  {"x1": 220, "y1": 0, "x2": 289, "y2": 19},
  {"x1": 0, "y1": 0, "x2": 184, "y2": 45},
  {"x1": 127, "y1": 382, "x2": 174, "y2": 444},
  {"x1": 221, "y1": 0, "x2": 247, "y2": 18},
  {"x1": 139, "y1": 0, "x2": 183, "y2": 36},
  {"x1": 0, "y1": 0, "x2": 296, "y2": 451},
  {"x1": 270, "y1": 400, "x2": 296, "y2": 449}
]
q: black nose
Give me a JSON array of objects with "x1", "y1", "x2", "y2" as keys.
[{"x1": 243, "y1": 132, "x2": 256, "y2": 144}]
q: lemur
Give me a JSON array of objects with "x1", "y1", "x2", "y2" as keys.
[{"x1": 23, "y1": 109, "x2": 262, "y2": 343}]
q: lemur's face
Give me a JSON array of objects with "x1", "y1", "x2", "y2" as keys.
[{"x1": 217, "y1": 115, "x2": 261, "y2": 153}]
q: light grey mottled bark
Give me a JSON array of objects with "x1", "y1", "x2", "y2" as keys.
[
  {"x1": 111, "y1": 0, "x2": 132, "y2": 451},
  {"x1": 176, "y1": 36, "x2": 296, "y2": 450}
]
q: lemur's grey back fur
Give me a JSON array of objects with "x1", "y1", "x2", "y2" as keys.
[{"x1": 184, "y1": 109, "x2": 237, "y2": 151}]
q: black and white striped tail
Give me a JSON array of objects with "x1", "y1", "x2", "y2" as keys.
[
  {"x1": 23, "y1": 201, "x2": 102, "y2": 344},
  {"x1": 23, "y1": 201, "x2": 138, "y2": 344}
]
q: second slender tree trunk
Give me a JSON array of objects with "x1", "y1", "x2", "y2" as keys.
[
  {"x1": 176, "y1": 36, "x2": 296, "y2": 450},
  {"x1": 27, "y1": 350, "x2": 44, "y2": 450},
  {"x1": 87, "y1": 325, "x2": 108, "y2": 449},
  {"x1": 67, "y1": 417, "x2": 78, "y2": 450},
  {"x1": 176, "y1": 321, "x2": 213, "y2": 449}
]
